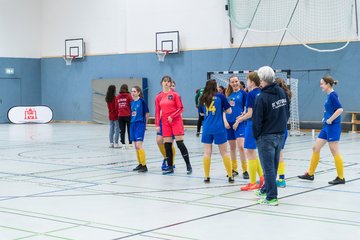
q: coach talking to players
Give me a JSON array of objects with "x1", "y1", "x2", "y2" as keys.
[{"x1": 252, "y1": 66, "x2": 290, "y2": 206}]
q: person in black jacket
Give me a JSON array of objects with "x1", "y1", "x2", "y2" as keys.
[{"x1": 252, "y1": 66, "x2": 290, "y2": 206}]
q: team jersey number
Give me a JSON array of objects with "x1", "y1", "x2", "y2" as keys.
[{"x1": 206, "y1": 101, "x2": 216, "y2": 116}]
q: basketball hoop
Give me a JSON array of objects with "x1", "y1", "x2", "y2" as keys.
[
  {"x1": 156, "y1": 50, "x2": 169, "y2": 62},
  {"x1": 63, "y1": 55, "x2": 77, "y2": 66}
]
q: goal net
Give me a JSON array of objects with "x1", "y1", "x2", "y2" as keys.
[
  {"x1": 207, "y1": 70, "x2": 302, "y2": 136},
  {"x1": 228, "y1": 0, "x2": 357, "y2": 52}
]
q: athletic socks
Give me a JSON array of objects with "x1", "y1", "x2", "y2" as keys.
[
  {"x1": 308, "y1": 152, "x2": 320, "y2": 176},
  {"x1": 164, "y1": 142, "x2": 173, "y2": 166},
  {"x1": 176, "y1": 140, "x2": 191, "y2": 167},
  {"x1": 223, "y1": 155, "x2": 233, "y2": 178},
  {"x1": 172, "y1": 145, "x2": 176, "y2": 163},
  {"x1": 334, "y1": 154, "x2": 344, "y2": 179},
  {"x1": 158, "y1": 143, "x2": 175, "y2": 163},
  {"x1": 256, "y1": 157, "x2": 264, "y2": 177},
  {"x1": 241, "y1": 160, "x2": 247, "y2": 173},
  {"x1": 248, "y1": 159, "x2": 257, "y2": 184},
  {"x1": 203, "y1": 156, "x2": 211, "y2": 178},
  {"x1": 278, "y1": 161, "x2": 285, "y2": 180},
  {"x1": 136, "y1": 149, "x2": 141, "y2": 164},
  {"x1": 138, "y1": 148, "x2": 146, "y2": 166},
  {"x1": 158, "y1": 144, "x2": 166, "y2": 158},
  {"x1": 231, "y1": 159, "x2": 238, "y2": 172}
]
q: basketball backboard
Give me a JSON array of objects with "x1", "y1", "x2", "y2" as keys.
[
  {"x1": 65, "y1": 38, "x2": 85, "y2": 59},
  {"x1": 155, "y1": 31, "x2": 179, "y2": 54}
]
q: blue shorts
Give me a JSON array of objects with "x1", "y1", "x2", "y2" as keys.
[
  {"x1": 157, "y1": 122, "x2": 163, "y2": 136},
  {"x1": 244, "y1": 123, "x2": 256, "y2": 149},
  {"x1": 202, "y1": 132, "x2": 227, "y2": 145},
  {"x1": 130, "y1": 121, "x2": 146, "y2": 142},
  {"x1": 282, "y1": 129, "x2": 288, "y2": 149},
  {"x1": 318, "y1": 123, "x2": 341, "y2": 142},
  {"x1": 226, "y1": 122, "x2": 245, "y2": 140}
]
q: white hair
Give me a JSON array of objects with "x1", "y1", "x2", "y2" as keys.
[{"x1": 257, "y1": 66, "x2": 275, "y2": 84}]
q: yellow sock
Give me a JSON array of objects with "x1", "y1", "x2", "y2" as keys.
[
  {"x1": 256, "y1": 157, "x2": 263, "y2": 177},
  {"x1": 136, "y1": 150, "x2": 141, "y2": 164},
  {"x1": 278, "y1": 161, "x2": 285, "y2": 176},
  {"x1": 172, "y1": 145, "x2": 176, "y2": 164},
  {"x1": 334, "y1": 154, "x2": 344, "y2": 179},
  {"x1": 203, "y1": 156, "x2": 211, "y2": 178},
  {"x1": 308, "y1": 152, "x2": 320, "y2": 176},
  {"x1": 248, "y1": 159, "x2": 257, "y2": 184},
  {"x1": 231, "y1": 159, "x2": 238, "y2": 172},
  {"x1": 138, "y1": 148, "x2": 146, "y2": 166},
  {"x1": 241, "y1": 160, "x2": 247, "y2": 173},
  {"x1": 158, "y1": 144, "x2": 166, "y2": 158},
  {"x1": 223, "y1": 155, "x2": 233, "y2": 177}
]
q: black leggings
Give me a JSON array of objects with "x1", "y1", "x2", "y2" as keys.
[
  {"x1": 118, "y1": 116, "x2": 131, "y2": 144},
  {"x1": 196, "y1": 113, "x2": 204, "y2": 133}
]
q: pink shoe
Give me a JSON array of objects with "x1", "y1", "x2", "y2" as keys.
[
  {"x1": 259, "y1": 176, "x2": 264, "y2": 187},
  {"x1": 240, "y1": 183, "x2": 260, "y2": 191}
]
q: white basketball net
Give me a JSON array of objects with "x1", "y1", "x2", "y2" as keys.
[
  {"x1": 63, "y1": 56, "x2": 76, "y2": 66},
  {"x1": 156, "y1": 51, "x2": 168, "y2": 62}
]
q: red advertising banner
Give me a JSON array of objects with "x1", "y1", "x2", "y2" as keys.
[{"x1": 8, "y1": 106, "x2": 53, "y2": 124}]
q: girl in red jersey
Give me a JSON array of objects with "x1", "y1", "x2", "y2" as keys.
[
  {"x1": 155, "y1": 76, "x2": 192, "y2": 175},
  {"x1": 105, "y1": 85, "x2": 119, "y2": 148},
  {"x1": 157, "y1": 80, "x2": 176, "y2": 171},
  {"x1": 116, "y1": 84, "x2": 132, "y2": 148}
]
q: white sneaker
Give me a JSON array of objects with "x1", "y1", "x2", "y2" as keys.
[
  {"x1": 109, "y1": 143, "x2": 114, "y2": 148},
  {"x1": 127, "y1": 144, "x2": 134, "y2": 149},
  {"x1": 114, "y1": 143, "x2": 120, "y2": 148}
]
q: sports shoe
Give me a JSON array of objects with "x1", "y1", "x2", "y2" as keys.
[
  {"x1": 276, "y1": 179, "x2": 286, "y2": 188},
  {"x1": 114, "y1": 143, "x2": 121, "y2": 148},
  {"x1": 259, "y1": 176, "x2": 265, "y2": 187},
  {"x1": 255, "y1": 189, "x2": 266, "y2": 198},
  {"x1": 162, "y1": 167, "x2": 174, "y2": 175},
  {"x1": 232, "y1": 170, "x2": 239, "y2": 176},
  {"x1": 242, "y1": 171, "x2": 249, "y2": 179},
  {"x1": 204, "y1": 177, "x2": 210, "y2": 183},
  {"x1": 298, "y1": 172, "x2": 314, "y2": 181},
  {"x1": 138, "y1": 165, "x2": 148, "y2": 173},
  {"x1": 186, "y1": 166, "x2": 193, "y2": 175},
  {"x1": 196, "y1": 132, "x2": 200, "y2": 137},
  {"x1": 161, "y1": 160, "x2": 167, "y2": 171},
  {"x1": 328, "y1": 176, "x2": 345, "y2": 185},
  {"x1": 109, "y1": 143, "x2": 114, "y2": 148},
  {"x1": 240, "y1": 183, "x2": 260, "y2": 191},
  {"x1": 228, "y1": 177, "x2": 235, "y2": 183},
  {"x1": 133, "y1": 164, "x2": 142, "y2": 171},
  {"x1": 257, "y1": 198, "x2": 279, "y2": 206}
]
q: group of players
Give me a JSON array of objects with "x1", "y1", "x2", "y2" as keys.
[{"x1": 106, "y1": 65, "x2": 345, "y2": 206}]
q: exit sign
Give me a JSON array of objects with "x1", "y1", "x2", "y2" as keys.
[{"x1": 5, "y1": 68, "x2": 15, "y2": 75}]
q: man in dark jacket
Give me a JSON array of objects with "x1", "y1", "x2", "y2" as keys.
[{"x1": 252, "y1": 66, "x2": 290, "y2": 206}]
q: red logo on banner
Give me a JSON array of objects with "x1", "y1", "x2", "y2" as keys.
[{"x1": 24, "y1": 108, "x2": 38, "y2": 120}]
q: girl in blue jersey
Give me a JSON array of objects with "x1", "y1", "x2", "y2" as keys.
[
  {"x1": 199, "y1": 80, "x2": 233, "y2": 183},
  {"x1": 224, "y1": 75, "x2": 248, "y2": 179},
  {"x1": 130, "y1": 86, "x2": 150, "y2": 173},
  {"x1": 275, "y1": 78, "x2": 292, "y2": 188},
  {"x1": 235, "y1": 72, "x2": 264, "y2": 191},
  {"x1": 298, "y1": 75, "x2": 345, "y2": 185}
]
